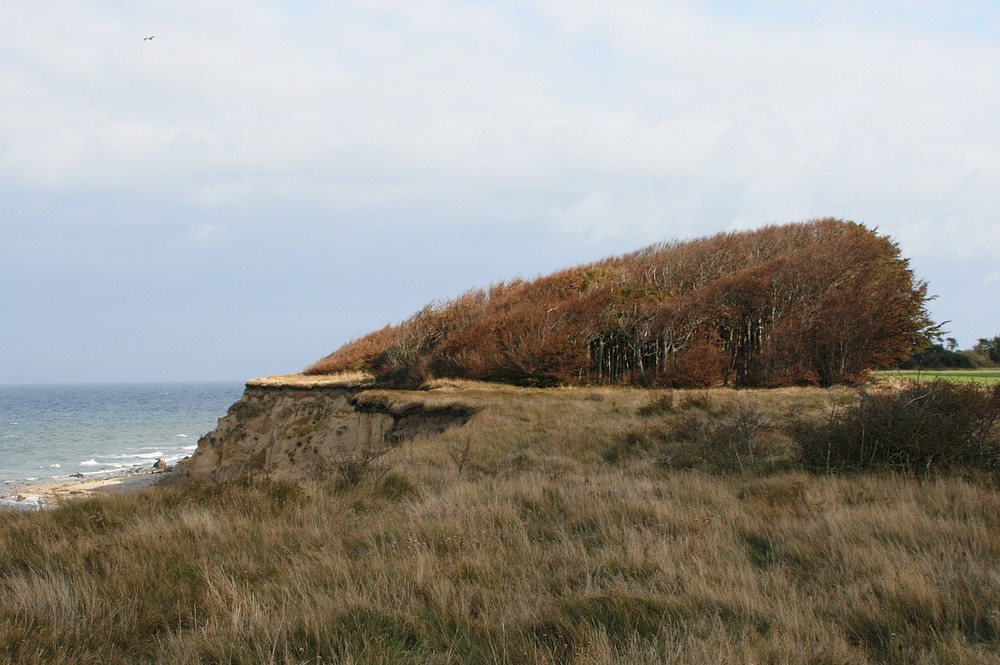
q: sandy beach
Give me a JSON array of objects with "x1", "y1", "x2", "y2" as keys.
[{"x1": 1, "y1": 468, "x2": 168, "y2": 510}]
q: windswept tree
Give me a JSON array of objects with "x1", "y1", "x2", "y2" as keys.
[
  {"x1": 306, "y1": 219, "x2": 937, "y2": 388},
  {"x1": 975, "y1": 336, "x2": 1000, "y2": 365}
]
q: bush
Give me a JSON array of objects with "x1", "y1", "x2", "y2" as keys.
[
  {"x1": 654, "y1": 398, "x2": 776, "y2": 474},
  {"x1": 330, "y1": 444, "x2": 392, "y2": 489},
  {"x1": 795, "y1": 381, "x2": 1000, "y2": 476}
]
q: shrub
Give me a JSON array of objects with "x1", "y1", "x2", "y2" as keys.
[
  {"x1": 654, "y1": 398, "x2": 776, "y2": 474},
  {"x1": 795, "y1": 381, "x2": 1000, "y2": 475},
  {"x1": 330, "y1": 443, "x2": 392, "y2": 489},
  {"x1": 636, "y1": 392, "x2": 674, "y2": 416}
]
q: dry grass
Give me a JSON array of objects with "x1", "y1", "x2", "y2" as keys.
[
  {"x1": 1, "y1": 385, "x2": 999, "y2": 664},
  {"x1": 247, "y1": 372, "x2": 375, "y2": 389}
]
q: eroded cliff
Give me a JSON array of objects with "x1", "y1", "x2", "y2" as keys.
[{"x1": 172, "y1": 375, "x2": 476, "y2": 483}]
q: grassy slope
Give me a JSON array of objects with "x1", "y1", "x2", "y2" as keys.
[{"x1": 1, "y1": 384, "x2": 998, "y2": 664}]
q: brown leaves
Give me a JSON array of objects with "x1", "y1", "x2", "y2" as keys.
[{"x1": 307, "y1": 219, "x2": 935, "y2": 388}]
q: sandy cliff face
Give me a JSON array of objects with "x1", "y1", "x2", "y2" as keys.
[{"x1": 174, "y1": 376, "x2": 475, "y2": 483}]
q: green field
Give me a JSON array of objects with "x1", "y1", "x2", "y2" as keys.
[{"x1": 875, "y1": 369, "x2": 1000, "y2": 385}]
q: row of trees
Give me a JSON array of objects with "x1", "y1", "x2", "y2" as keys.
[
  {"x1": 899, "y1": 335, "x2": 1000, "y2": 369},
  {"x1": 307, "y1": 219, "x2": 937, "y2": 388}
]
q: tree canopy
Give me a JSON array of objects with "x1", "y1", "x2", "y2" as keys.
[{"x1": 307, "y1": 219, "x2": 937, "y2": 388}]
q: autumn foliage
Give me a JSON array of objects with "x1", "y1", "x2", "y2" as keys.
[{"x1": 306, "y1": 219, "x2": 935, "y2": 388}]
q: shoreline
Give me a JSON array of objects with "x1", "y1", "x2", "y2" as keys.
[{"x1": 1, "y1": 467, "x2": 170, "y2": 511}]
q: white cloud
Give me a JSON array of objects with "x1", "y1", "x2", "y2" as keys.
[
  {"x1": 2, "y1": 2, "x2": 1000, "y2": 247},
  {"x1": 184, "y1": 223, "x2": 220, "y2": 240},
  {"x1": 985, "y1": 271, "x2": 1000, "y2": 285},
  {"x1": 4, "y1": 0, "x2": 1000, "y2": 379}
]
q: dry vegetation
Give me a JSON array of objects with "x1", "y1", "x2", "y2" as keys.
[
  {"x1": 2, "y1": 382, "x2": 999, "y2": 664},
  {"x1": 307, "y1": 219, "x2": 935, "y2": 389}
]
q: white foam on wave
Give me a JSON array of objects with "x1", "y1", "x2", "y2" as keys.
[
  {"x1": 79, "y1": 459, "x2": 99, "y2": 467},
  {"x1": 182, "y1": 445, "x2": 197, "y2": 451},
  {"x1": 66, "y1": 467, "x2": 133, "y2": 480},
  {"x1": 174, "y1": 434, "x2": 188, "y2": 438},
  {"x1": 135, "y1": 451, "x2": 165, "y2": 459}
]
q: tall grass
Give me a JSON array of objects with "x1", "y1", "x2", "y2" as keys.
[{"x1": 2, "y1": 384, "x2": 999, "y2": 664}]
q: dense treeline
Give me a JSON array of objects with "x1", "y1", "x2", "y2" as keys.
[
  {"x1": 307, "y1": 219, "x2": 935, "y2": 388},
  {"x1": 897, "y1": 335, "x2": 1000, "y2": 369}
]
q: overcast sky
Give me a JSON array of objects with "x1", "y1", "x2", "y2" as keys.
[{"x1": 2, "y1": 1, "x2": 998, "y2": 383}]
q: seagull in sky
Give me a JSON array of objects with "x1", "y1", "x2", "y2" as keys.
[{"x1": 143, "y1": 35, "x2": 155, "y2": 42}]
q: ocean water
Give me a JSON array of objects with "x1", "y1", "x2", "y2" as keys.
[{"x1": 0, "y1": 382, "x2": 244, "y2": 492}]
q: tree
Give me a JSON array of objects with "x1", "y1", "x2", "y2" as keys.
[
  {"x1": 975, "y1": 336, "x2": 1000, "y2": 365},
  {"x1": 898, "y1": 343, "x2": 975, "y2": 370},
  {"x1": 305, "y1": 219, "x2": 937, "y2": 388}
]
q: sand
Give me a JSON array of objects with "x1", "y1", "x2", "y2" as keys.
[{"x1": 1, "y1": 469, "x2": 168, "y2": 510}]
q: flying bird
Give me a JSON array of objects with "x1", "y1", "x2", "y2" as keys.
[{"x1": 143, "y1": 35, "x2": 155, "y2": 41}]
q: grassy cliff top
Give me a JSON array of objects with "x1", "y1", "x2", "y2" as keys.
[
  {"x1": 2, "y1": 381, "x2": 998, "y2": 662},
  {"x1": 247, "y1": 371, "x2": 375, "y2": 389}
]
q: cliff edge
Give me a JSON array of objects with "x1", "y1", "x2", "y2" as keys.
[{"x1": 169, "y1": 374, "x2": 476, "y2": 484}]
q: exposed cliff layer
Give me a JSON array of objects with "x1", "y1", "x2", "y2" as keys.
[{"x1": 173, "y1": 375, "x2": 475, "y2": 483}]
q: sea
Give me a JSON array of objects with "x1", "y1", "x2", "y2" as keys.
[{"x1": 0, "y1": 382, "x2": 244, "y2": 494}]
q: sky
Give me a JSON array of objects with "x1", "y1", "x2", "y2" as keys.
[{"x1": 2, "y1": 1, "x2": 999, "y2": 383}]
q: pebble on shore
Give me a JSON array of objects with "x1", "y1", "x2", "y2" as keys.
[{"x1": 2, "y1": 462, "x2": 171, "y2": 510}]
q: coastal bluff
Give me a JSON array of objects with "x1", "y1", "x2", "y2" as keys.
[{"x1": 170, "y1": 373, "x2": 476, "y2": 484}]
